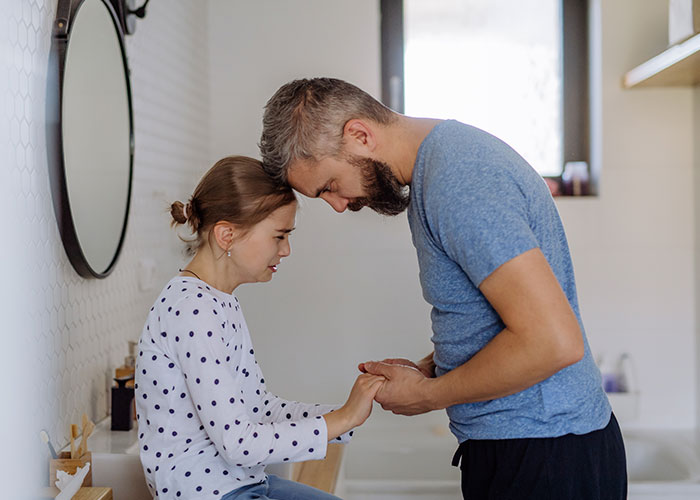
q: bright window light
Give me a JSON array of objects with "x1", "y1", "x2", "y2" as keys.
[{"x1": 404, "y1": 0, "x2": 563, "y2": 176}]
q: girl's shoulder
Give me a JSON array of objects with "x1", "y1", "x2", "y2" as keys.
[
  {"x1": 152, "y1": 277, "x2": 244, "y2": 330},
  {"x1": 143, "y1": 279, "x2": 246, "y2": 358},
  {"x1": 159, "y1": 276, "x2": 231, "y2": 301}
]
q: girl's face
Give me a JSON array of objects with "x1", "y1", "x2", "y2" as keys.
[{"x1": 229, "y1": 202, "x2": 297, "y2": 285}]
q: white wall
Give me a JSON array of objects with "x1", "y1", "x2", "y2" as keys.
[
  {"x1": 558, "y1": 0, "x2": 696, "y2": 430},
  {"x1": 208, "y1": 0, "x2": 698, "y2": 430},
  {"x1": 694, "y1": 77, "x2": 700, "y2": 437},
  {"x1": 0, "y1": 0, "x2": 211, "y2": 492},
  {"x1": 0, "y1": 0, "x2": 33, "y2": 491}
]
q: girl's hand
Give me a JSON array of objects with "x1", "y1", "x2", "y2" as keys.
[
  {"x1": 323, "y1": 373, "x2": 385, "y2": 441},
  {"x1": 343, "y1": 373, "x2": 386, "y2": 427},
  {"x1": 415, "y1": 354, "x2": 437, "y2": 378}
]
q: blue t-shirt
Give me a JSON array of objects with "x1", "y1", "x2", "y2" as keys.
[{"x1": 407, "y1": 120, "x2": 610, "y2": 441}]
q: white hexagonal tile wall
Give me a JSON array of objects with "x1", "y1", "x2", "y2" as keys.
[{"x1": 3, "y1": 0, "x2": 211, "y2": 488}]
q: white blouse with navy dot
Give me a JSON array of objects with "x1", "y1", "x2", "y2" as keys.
[{"x1": 135, "y1": 277, "x2": 352, "y2": 499}]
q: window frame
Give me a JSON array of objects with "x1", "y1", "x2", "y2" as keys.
[{"x1": 380, "y1": 0, "x2": 590, "y2": 193}]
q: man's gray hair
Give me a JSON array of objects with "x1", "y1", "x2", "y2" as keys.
[{"x1": 259, "y1": 78, "x2": 396, "y2": 185}]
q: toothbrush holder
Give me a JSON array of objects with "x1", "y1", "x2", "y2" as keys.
[{"x1": 49, "y1": 451, "x2": 93, "y2": 488}]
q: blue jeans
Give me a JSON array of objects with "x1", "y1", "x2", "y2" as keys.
[{"x1": 221, "y1": 474, "x2": 341, "y2": 500}]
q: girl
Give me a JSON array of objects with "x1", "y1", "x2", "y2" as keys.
[{"x1": 135, "y1": 156, "x2": 384, "y2": 500}]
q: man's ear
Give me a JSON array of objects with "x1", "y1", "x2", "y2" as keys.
[{"x1": 343, "y1": 119, "x2": 377, "y2": 155}]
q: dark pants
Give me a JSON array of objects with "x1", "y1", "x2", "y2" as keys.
[{"x1": 452, "y1": 413, "x2": 627, "y2": 500}]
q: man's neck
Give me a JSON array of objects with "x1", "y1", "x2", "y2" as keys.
[{"x1": 383, "y1": 116, "x2": 443, "y2": 186}]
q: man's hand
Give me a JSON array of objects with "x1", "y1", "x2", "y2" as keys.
[{"x1": 360, "y1": 361, "x2": 435, "y2": 416}]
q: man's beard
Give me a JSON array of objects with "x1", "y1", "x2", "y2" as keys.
[{"x1": 346, "y1": 155, "x2": 410, "y2": 216}]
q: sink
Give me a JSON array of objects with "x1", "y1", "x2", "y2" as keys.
[
  {"x1": 92, "y1": 452, "x2": 151, "y2": 500},
  {"x1": 75, "y1": 417, "x2": 293, "y2": 499},
  {"x1": 61, "y1": 417, "x2": 150, "y2": 500}
]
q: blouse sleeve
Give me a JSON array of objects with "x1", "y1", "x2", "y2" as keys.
[
  {"x1": 257, "y1": 391, "x2": 354, "y2": 444},
  {"x1": 166, "y1": 294, "x2": 331, "y2": 466}
]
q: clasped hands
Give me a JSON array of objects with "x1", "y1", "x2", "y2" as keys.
[{"x1": 357, "y1": 357, "x2": 436, "y2": 416}]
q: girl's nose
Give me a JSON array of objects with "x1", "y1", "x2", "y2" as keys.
[{"x1": 279, "y1": 239, "x2": 291, "y2": 257}]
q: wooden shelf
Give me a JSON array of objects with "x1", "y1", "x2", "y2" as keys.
[{"x1": 623, "y1": 33, "x2": 700, "y2": 88}]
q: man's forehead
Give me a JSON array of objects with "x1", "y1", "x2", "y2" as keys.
[{"x1": 288, "y1": 160, "x2": 326, "y2": 196}]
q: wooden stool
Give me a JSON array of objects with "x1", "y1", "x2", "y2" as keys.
[{"x1": 293, "y1": 443, "x2": 344, "y2": 494}]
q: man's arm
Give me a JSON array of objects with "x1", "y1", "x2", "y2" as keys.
[{"x1": 364, "y1": 248, "x2": 584, "y2": 415}]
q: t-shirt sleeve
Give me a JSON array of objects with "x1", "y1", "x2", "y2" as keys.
[
  {"x1": 426, "y1": 159, "x2": 539, "y2": 286},
  {"x1": 165, "y1": 294, "x2": 330, "y2": 467}
]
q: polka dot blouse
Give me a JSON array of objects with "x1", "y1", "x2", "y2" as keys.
[{"x1": 135, "y1": 277, "x2": 353, "y2": 499}]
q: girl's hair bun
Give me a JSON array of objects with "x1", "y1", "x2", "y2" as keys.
[{"x1": 171, "y1": 200, "x2": 188, "y2": 225}]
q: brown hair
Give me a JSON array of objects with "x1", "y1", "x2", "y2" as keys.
[
  {"x1": 259, "y1": 77, "x2": 397, "y2": 184},
  {"x1": 170, "y1": 156, "x2": 296, "y2": 255}
]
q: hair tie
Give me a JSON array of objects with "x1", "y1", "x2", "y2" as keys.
[{"x1": 182, "y1": 203, "x2": 189, "y2": 222}]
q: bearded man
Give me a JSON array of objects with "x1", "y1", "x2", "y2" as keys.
[{"x1": 259, "y1": 77, "x2": 626, "y2": 500}]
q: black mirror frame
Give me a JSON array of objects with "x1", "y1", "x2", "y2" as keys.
[{"x1": 46, "y1": 0, "x2": 135, "y2": 279}]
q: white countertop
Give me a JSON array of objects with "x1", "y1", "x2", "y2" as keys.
[{"x1": 59, "y1": 416, "x2": 139, "y2": 455}]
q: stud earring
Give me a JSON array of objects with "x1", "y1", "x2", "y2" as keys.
[{"x1": 227, "y1": 250, "x2": 231, "y2": 257}]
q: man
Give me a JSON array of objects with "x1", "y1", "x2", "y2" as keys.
[{"x1": 259, "y1": 77, "x2": 626, "y2": 499}]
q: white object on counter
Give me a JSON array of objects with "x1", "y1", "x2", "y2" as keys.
[{"x1": 54, "y1": 461, "x2": 90, "y2": 500}]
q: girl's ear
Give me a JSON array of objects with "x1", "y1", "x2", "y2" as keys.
[{"x1": 211, "y1": 221, "x2": 237, "y2": 252}]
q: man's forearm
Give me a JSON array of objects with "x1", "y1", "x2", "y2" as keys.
[{"x1": 425, "y1": 326, "x2": 582, "y2": 410}]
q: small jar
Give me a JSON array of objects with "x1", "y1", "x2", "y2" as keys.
[{"x1": 561, "y1": 161, "x2": 590, "y2": 196}]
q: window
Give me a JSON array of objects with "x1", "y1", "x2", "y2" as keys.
[{"x1": 381, "y1": 0, "x2": 589, "y2": 191}]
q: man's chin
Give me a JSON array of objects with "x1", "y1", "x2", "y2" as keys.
[
  {"x1": 347, "y1": 198, "x2": 409, "y2": 216},
  {"x1": 371, "y1": 206, "x2": 408, "y2": 216},
  {"x1": 347, "y1": 203, "x2": 366, "y2": 212},
  {"x1": 368, "y1": 203, "x2": 409, "y2": 216}
]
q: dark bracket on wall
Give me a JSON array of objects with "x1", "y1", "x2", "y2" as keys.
[
  {"x1": 53, "y1": 0, "x2": 150, "y2": 38},
  {"x1": 108, "y1": 0, "x2": 150, "y2": 36}
]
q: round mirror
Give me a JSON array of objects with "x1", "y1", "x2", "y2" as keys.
[{"x1": 47, "y1": 0, "x2": 134, "y2": 278}]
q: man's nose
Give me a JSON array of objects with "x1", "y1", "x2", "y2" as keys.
[{"x1": 320, "y1": 192, "x2": 349, "y2": 213}]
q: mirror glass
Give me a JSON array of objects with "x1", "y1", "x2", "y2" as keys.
[{"x1": 51, "y1": 0, "x2": 133, "y2": 278}]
